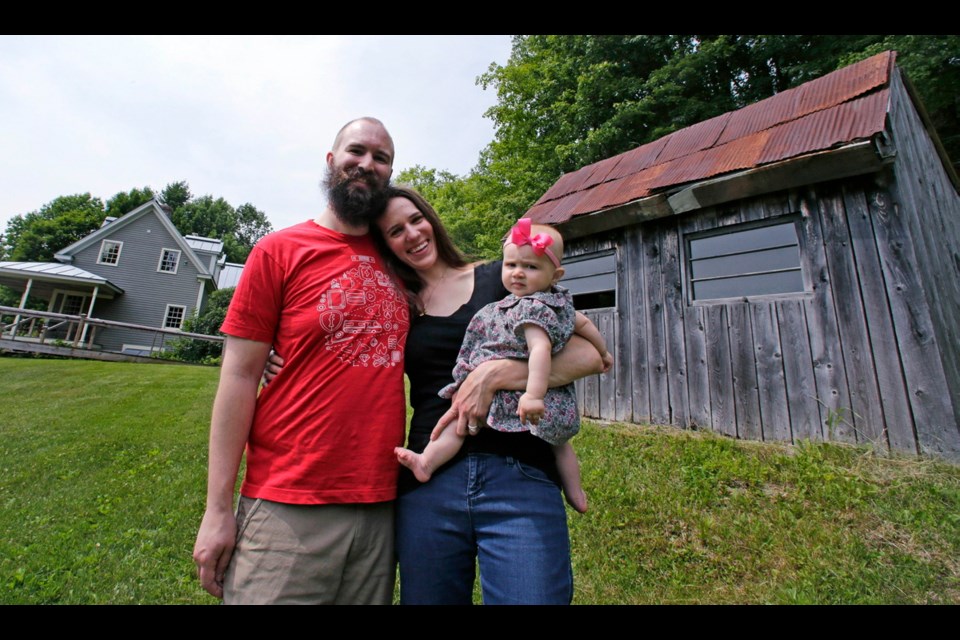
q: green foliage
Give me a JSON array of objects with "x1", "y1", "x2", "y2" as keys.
[
  {"x1": 104, "y1": 186, "x2": 155, "y2": 218},
  {"x1": 2, "y1": 193, "x2": 106, "y2": 261},
  {"x1": 159, "y1": 180, "x2": 192, "y2": 212},
  {"x1": 395, "y1": 166, "x2": 509, "y2": 259},
  {"x1": 168, "y1": 190, "x2": 271, "y2": 263},
  {"x1": 167, "y1": 287, "x2": 234, "y2": 364}
]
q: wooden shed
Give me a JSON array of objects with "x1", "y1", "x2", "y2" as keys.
[{"x1": 529, "y1": 51, "x2": 960, "y2": 458}]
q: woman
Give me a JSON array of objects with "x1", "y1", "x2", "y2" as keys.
[{"x1": 271, "y1": 186, "x2": 603, "y2": 604}]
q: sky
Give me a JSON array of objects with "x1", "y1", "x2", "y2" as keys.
[{"x1": 0, "y1": 35, "x2": 513, "y2": 234}]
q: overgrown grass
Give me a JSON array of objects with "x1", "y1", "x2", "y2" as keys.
[
  {"x1": 571, "y1": 424, "x2": 960, "y2": 604},
  {"x1": 1, "y1": 358, "x2": 958, "y2": 604}
]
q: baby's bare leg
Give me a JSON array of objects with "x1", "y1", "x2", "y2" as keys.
[
  {"x1": 553, "y1": 442, "x2": 588, "y2": 513},
  {"x1": 395, "y1": 426, "x2": 466, "y2": 483}
]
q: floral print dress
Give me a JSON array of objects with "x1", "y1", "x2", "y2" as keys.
[{"x1": 439, "y1": 285, "x2": 580, "y2": 446}]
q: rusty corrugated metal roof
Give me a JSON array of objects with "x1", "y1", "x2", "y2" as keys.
[{"x1": 528, "y1": 51, "x2": 896, "y2": 225}]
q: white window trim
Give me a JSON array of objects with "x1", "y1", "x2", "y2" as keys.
[
  {"x1": 157, "y1": 248, "x2": 182, "y2": 274},
  {"x1": 163, "y1": 304, "x2": 187, "y2": 330},
  {"x1": 97, "y1": 239, "x2": 123, "y2": 266}
]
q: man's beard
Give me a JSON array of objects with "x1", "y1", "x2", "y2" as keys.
[{"x1": 323, "y1": 166, "x2": 389, "y2": 228}]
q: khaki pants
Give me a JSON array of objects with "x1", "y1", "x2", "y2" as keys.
[{"x1": 223, "y1": 497, "x2": 395, "y2": 605}]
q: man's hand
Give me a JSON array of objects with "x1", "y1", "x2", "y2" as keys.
[{"x1": 193, "y1": 508, "x2": 237, "y2": 599}]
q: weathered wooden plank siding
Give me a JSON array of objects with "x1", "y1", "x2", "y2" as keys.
[
  {"x1": 886, "y1": 70, "x2": 960, "y2": 455},
  {"x1": 643, "y1": 224, "x2": 670, "y2": 425},
  {"x1": 612, "y1": 236, "x2": 634, "y2": 422},
  {"x1": 870, "y1": 173, "x2": 959, "y2": 456},
  {"x1": 817, "y1": 187, "x2": 887, "y2": 445},
  {"x1": 793, "y1": 187, "x2": 856, "y2": 443},
  {"x1": 626, "y1": 226, "x2": 650, "y2": 423},
  {"x1": 565, "y1": 137, "x2": 957, "y2": 456},
  {"x1": 776, "y1": 300, "x2": 822, "y2": 441},
  {"x1": 660, "y1": 221, "x2": 689, "y2": 427},
  {"x1": 580, "y1": 308, "x2": 600, "y2": 419},
  {"x1": 705, "y1": 305, "x2": 736, "y2": 437},
  {"x1": 843, "y1": 179, "x2": 916, "y2": 452},
  {"x1": 729, "y1": 303, "x2": 761, "y2": 440},
  {"x1": 597, "y1": 311, "x2": 617, "y2": 419},
  {"x1": 681, "y1": 209, "x2": 717, "y2": 431},
  {"x1": 752, "y1": 303, "x2": 791, "y2": 442}
]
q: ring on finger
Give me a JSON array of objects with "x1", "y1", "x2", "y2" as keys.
[{"x1": 468, "y1": 423, "x2": 480, "y2": 435}]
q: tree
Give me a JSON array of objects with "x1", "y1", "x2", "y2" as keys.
[
  {"x1": 159, "y1": 181, "x2": 192, "y2": 211},
  {"x1": 167, "y1": 287, "x2": 234, "y2": 364},
  {"x1": 230, "y1": 203, "x2": 272, "y2": 263},
  {"x1": 2, "y1": 193, "x2": 106, "y2": 262},
  {"x1": 104, "y1": 186, "x2": 155, "y2": 218}
]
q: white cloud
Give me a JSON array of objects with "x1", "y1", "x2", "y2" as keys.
[{"x1": 0, "y1": 35, "x2": 511, "y2": 233}]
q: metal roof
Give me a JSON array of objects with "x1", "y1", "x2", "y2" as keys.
[
  {"x1": 0, "y1": 261, "x2": 124, "y2": 294},
  {"x1": 185, "y1": 235, "x2": 225, "y2": 254},
  {"x1": 528, "y1": 51, "x2": 895, "y2": 225},
  {"x1": 217, "y1": 262, "x2": 244, "y2": 289}
]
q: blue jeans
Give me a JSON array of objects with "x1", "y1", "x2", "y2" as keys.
[{"x1": 395, "y1": 453, "x2": 573, "y2": 605}]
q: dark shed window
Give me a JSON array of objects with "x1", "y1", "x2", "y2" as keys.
[
  {"x1": 560, "y1": 251, "x2": 616, "y2": 310},
  {"x1": 688, "y1": 219, "x2": 804, "y2": 302}
]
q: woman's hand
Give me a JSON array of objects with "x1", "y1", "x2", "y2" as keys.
[{"x1": 431, "y1": 360, "x2": 507, "y2": 439}]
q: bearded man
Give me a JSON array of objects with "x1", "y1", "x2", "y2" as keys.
[{"x1": 192, "y1": 117, "x2": 409, "y2": 604}]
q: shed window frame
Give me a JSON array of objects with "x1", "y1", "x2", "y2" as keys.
[
  {"x1": 558, "y1": 249, "x2": 617, "y2": 310},
  {"x1": 163, "y1": 304, "x2": 187, "y2": 330},
  {"x1": 97, "y1": 240, "x2": 123, "y2": 266},
  {"x1": 685, "y1": 216, "x2": 806, "y2": 305},
  {"x1": 157, "y1": 248, "x2": 181, "y2": 274}
]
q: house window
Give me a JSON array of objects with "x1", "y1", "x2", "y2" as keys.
[
  {"x1": 158, "y1": 248, "x2": 181, "y2": 274},
  {"x1": 687, "y1": 218, "x2": 804, "y2": 302},
  {"x1": 559, "y1": 251, "x2": 617, "y2": 310},
  {"x1": 163, "y1": 305, "x2": 186, "y2": 329},
  {"x1": 98, "y1": 240, "x2": 123, "y2": 265}
]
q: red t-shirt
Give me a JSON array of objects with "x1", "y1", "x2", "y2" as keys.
[{"x1": 221, "y1": 221, "x2": 409, "y2": 504}]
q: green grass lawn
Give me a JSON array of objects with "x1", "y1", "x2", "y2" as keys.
[{"x1": 1, "y1": 357, "x2": 958, "y2": 604}]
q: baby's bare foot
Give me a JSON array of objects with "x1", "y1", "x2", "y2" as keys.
[{"x1": 395, "y1": 447, "x2": 434, "y2": 483}]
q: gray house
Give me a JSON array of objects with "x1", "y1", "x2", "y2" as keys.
[
  {"x1": 0, "y1": 199, "x2": 234, "y2": 354},
  {"x1": 530, "y1": 51, "x2": 960, "y2": 458}
]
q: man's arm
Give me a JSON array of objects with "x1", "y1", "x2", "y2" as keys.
[
  {"x1": 193, "y1": 335, "x2": 272, "y2": 599},
  {"x1": 434, "y1": 334, "x2": 605, "y2": 439}
]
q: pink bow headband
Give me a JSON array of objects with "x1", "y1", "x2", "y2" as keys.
[{"x1": 504, "y1": 218, "x2": 560, "y2": 268}]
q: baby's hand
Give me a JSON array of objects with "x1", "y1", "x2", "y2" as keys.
[
  {"x1": 601, "y1": 351, "x2": 614, "y2": 373},
  {"x1": 518, "y1": 393, "x2": 545, "y2": 426}
]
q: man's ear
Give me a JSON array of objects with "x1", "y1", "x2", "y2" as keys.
[
  {"x1": 552, "y1": 266, "x2": 565, "y2": 283},
  {"x1": 325, "y1": 151, "x2": 334, "y2": 167}
]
